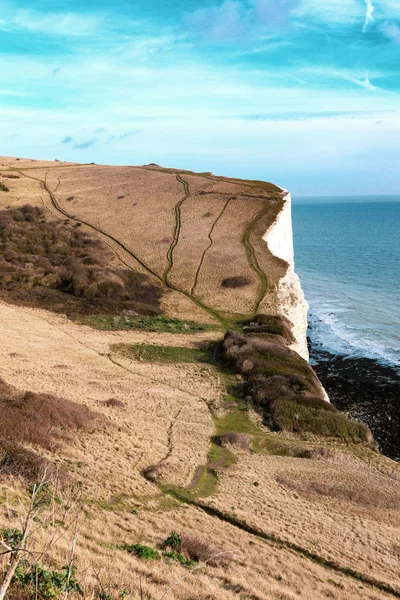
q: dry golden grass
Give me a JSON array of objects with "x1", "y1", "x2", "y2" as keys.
[
  {"x1": 205, "y1": 449, "x2": 400, "y2": 592},
  {"x1": 3, "y1": 158, "x2": 285, "y2": 324},
  {"x1": 1, "y1": 157, "x2": 399, "y2": 600},
  {"x1": 0, "y1": 301, "x2": 399, "y2": 600}
]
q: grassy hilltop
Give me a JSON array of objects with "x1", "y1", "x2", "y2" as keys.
[{"x1": 0, "y1": 157, "x2": 399, "y2": 600}]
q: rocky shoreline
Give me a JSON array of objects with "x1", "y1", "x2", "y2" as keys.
[{"x1": 309, "y1": 340, "x2": 400, "y2": 461}]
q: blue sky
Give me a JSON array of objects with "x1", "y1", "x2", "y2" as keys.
[{"x1": 1, "y1": 0, "x2": 400, "y2": 195}]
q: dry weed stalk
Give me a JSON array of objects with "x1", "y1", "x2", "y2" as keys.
[
  {"x1": 0, "y1": 474, "x2": 46, "y2": 600},
  {"x1": 0, "y1": 472, "x2": 84, "y2": 600}
]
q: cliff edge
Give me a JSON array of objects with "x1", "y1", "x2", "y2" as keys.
[{"x1": 263, "y1": 190, "x2": 309, "y2": 361}]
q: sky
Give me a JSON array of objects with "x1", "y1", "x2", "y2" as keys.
[{"x1": 1, "y1": 0, "x2": 400, "y2": 195}]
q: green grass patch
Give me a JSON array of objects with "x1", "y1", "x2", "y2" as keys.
[
  {"x1": 213, "y1": 408, "x2": 261, "y2": 437},
  {"x1": 213, "y1": 407, "x2": 314, "y2": 457},
  {"x1": 74, "y1": 314, "x2": 219, "y2": 334},
  {"x1": 208, "y1": 442, "x2": 236, "y2": 467},
  {"x1": 162, "y1": 467, "x2": 218, "y2": 502},
  {"x1": 112, "y1": 343, "x2": 214, "y2": 365},
  {"x1": 121, "y1": 543, "x2": 160, "y2": 560}
]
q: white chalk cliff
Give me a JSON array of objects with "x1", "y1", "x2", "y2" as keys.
[{"x1": 263, "y1": 191, "x2": 310, "y2": 362}]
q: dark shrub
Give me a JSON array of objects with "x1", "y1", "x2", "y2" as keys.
[
  {"x1": 0, "y1": 377, "x2": 106, "y2": 481},
  {"x1": 181, "y1": 535, "x2": 231, "y2": 566},
  {"x1": 0, "y1": 444, "x2": 53, "y2": 481},
  {"x1": 0, "y1": 205, "x2": 163, "y2": 315},
  {"x1": 243, "y1": 314, "x2": 295, "y2": 343},
  {"x1": 220, "y1": 432, "x2": 250, "y2": 451},
  {"x1": 220, "y1": 324, "x2": 371, "y2": 443},
  {"x1": 103, "y1": 398, "x2": 125, "y2": 409}
]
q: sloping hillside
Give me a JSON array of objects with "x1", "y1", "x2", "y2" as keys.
[
  {"x1": 0, "y1": 157, "x2": 399, "y2": 600},
  {"x1": 0, "y1": 157, "x2": 287, "y2": 324}
]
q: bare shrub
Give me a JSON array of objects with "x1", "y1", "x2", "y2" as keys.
[
  {"x1": 220, "y1": 433, "x2": 250, "y2": 451},
  {"x1": 181, "y1": 535, "x2": 231, "y2": 566},
  {"x1": 103, "y1": 398, "x2": 125, "y2": 409},
  {"x1": 0, "y1": 445, "x2": 53, "y2": 481},
  {"x1": 0, "y1": 377, "x2": 106, "y2": 481},
  {"x1": 221, "y1": 276, "x2": 252, "y2": 289},
  {"x1": 301, "y1": 447, "x2": 339, "y2": 460},
  {"x1": 0, "y1": 205, "x2": 163, "y2": 316}
]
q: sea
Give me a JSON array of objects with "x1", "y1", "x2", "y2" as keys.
[{"x1": 292, "y1": 197, "x2": 400, "y2": 372}]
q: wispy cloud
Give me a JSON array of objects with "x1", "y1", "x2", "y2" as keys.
[
  {"x1": 0, "y1": 2, "x2": 103, "y2": 36},
  {"x1": 350, "y1": 74, "x2": 377, "y2": 91},
  {"x1": 183, "y1": 0, "x2": 300, "y2": 42},
  {"x1": 106, "y1": 130, "x2": 141, "y2": 143},
  {"x1": 362, "y1": 0, "x2": 375, "y2": 32},
  {"x1": 62, "y1": 136, "x2": 73, "y2": 144},
  {"x1": 294, "y1": 0, "x2": 362, "y2": 25},
  {"x1": 73, "y1": 139, "x2": 97, "y2": 149}
]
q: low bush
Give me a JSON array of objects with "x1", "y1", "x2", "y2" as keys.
[
  {"x1": 0, "y1": 444, "x2": 54, "y2": 482},
  {"x1": 0, "y1": 205, "x2": 163, "y2": 316},
  {"x1": 123, "y1": 544, "x2": 160, "y2": 560},
  {"x1": 163, "y1": 551, "x2": 196, "y2": 567},
  {"x1": 180, "y1": 535, "x2": 231, "y2": 566},
  {"x1": 0, "y1": 182, "x2": 9, "y2": 192},
  {"x1": 219, "y1": 432, "x2": 250, "y2": 451},
  {"x1": 14, "y1": 563, "x2": 83, "y2": 598},
  {"x1": 243, "y1": 314, "x2": 295, "y2": 343},
  {"x1": 162, "y1": 532, "x2": 182, "y2": 551},
  {"x1": 220, "y1": 319, "x2": 371, "y2": 443},
  {"x1": 0, "y1": 377, "x2": 106, "y2": 481},
  {"x1": 103, "y1": 398, "x2": 125, "y2": 409}
]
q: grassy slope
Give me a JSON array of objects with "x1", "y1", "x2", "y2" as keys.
[{"x1": 0, "y1": 158, "x2": 399, "y2": 600}]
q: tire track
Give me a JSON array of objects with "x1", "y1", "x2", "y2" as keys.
[
  {"x1": 163, "y1": 175, "x2": 191, "y2": 286},
  {"x1": 242, "y1": 205, "x2": 279, "y2": 314},
  {"x1": 144, "y1": 166, "x2": 283, "y2": 318},
  {"x1": 191, "y1": 197, "x2": 233, "y2": 297},
  {"x1": 19, "y1": 170, "x2": 162, "y2": 282},
  {"x1": 18, "y1": 169, "x2": 224, "y2": 325},
  {"x1": 171, "y1": 497, "x2": 400, "y2": 599}
]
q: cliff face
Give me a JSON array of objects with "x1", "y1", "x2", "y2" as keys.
[{"x1": 263, "y1": 191, "x2": 310, "y2": 362}]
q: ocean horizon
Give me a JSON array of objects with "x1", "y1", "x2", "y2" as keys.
[{"x1": 292, "y1": 197, "x2": 400, "y2": 371}]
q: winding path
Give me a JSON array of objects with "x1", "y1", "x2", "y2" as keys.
[
  {"x1": 190, "y1": 197, "x2": 233, "y2": 297},
  {"x1": 163, "y1": 175, "x2": 191, "y2": 286}
]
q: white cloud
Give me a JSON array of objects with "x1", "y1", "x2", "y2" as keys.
[{"x1": 294, "y1": 0, "x2": 362, "y2": 24}]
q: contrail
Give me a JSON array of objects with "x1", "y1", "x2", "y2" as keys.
[{"x1": 362, "y1": 0, "x2": 375, "y2": 32}]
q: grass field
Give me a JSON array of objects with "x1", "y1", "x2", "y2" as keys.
[{"x1": 0, "y1": 157, "x2": 399, "y2": 600}]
